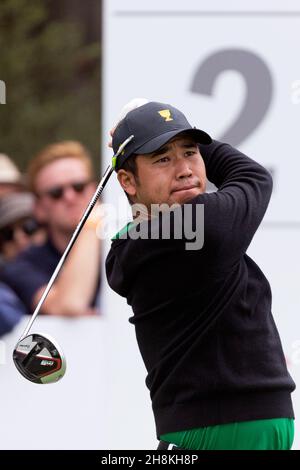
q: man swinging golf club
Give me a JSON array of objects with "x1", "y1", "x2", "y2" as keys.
[{"x1": 105, "y1": 99, "x2": 296, "y2": 450}]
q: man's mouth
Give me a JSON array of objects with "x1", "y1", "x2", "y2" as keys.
[{"x1": 172, "y1": 184, "x2": 199, "y2": 193}]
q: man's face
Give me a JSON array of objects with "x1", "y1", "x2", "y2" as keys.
[
  {"x1": 118, "y1": 135, "x2": 207, "y2": 212},
  {"x1": 34, "y1": 158, "x2": 95, "y2": 234}
]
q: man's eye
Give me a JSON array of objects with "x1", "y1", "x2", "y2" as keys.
[
  {"x1": 154, "y1": 156, "x2": 169, "y2": 164},
  {"x1": 185, "y1": 150, "x2": 196, "y2": 157}
]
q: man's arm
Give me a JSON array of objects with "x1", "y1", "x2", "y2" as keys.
[
  {"x1": 192, "y1": 140, "x2": 273, "y2": 268},
  {"x1": 33, "y1": 215, "x2": 101, "y2": 316}
]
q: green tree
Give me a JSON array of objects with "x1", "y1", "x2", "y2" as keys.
[{"x1": 0, "y1": 0, "x2": 101, "y2": 174}]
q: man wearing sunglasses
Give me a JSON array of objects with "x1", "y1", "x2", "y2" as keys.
[
  {"x1": 0, "y1": 192, "x2": 45, "y2": 337},
  {"x1": 0, "y1": 192, "x2": 45, "y2": 263},
  {"x1": 0, "y1": 141, "x2": 101, "y2": 316}
]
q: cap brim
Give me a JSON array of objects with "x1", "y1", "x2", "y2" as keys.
[
  {"x1": 134, "y1": 128, "x2": 212, "y2": 155},
  {"x1": 0, "y1": 194, "x2": 34, "y2": 229}
]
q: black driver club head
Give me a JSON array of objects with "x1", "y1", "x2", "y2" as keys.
[{"x1": 13, "y1": 333, "x2": 66, "y2": 384}]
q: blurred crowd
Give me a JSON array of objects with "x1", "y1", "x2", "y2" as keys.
[{"x1": 0, "y1": 142, "x2": 102, "y2": 337}]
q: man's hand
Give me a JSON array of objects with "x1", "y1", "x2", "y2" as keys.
[
  {"x1": 108, "y1": 98, "x2": 149, "y2": 149},
  {"x1": 108, "y1": 127, "x2": 115, "y2": 149}
]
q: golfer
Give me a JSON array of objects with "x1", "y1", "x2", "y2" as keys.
[{"x1": 105, "y1": 100, "x2": 295, "y2": 450}]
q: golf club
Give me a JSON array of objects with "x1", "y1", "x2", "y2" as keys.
[{"x1": 13, "y1": 135, "x2": 134, "y2": 384}]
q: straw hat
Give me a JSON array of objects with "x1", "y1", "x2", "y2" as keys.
[
  {"x1": 0, "y1": 153, "x2": 21, "y2": 184},
  {"x1": 0, "y1": 193, "x2": 34, "y2": 230}
]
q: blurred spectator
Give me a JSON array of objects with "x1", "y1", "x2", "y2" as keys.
[
  {"x1": 0, "y1": 157, "x2": 35, "y2": 337},
  {"x1": 0, "y1": 282, "x2": 27, "y2": 337},
  {"x1": 0, "y1": 153, "x2": 23, "y2": 196},
  {"x1": 0, "y1": 193, "x2": 45, "y2": 264},
  {"x1": 0, "y1": 141, "x2": 101, "y2": 317}
]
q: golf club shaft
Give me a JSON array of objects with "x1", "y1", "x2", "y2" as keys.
[
  {"x1": 20, "y1": 164, "x2": 114, "y2": 339},
  {"x1": 18, "y1": 134, "x2": 134, "y2": 340}
]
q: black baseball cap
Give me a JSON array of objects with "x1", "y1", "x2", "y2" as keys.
[{"x1": 112, "y1": 101, "x2": 212, "y2": 171}]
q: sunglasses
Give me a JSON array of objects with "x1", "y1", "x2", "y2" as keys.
[
  {"x1": 0, "y1": 218, "x2": 40, "y2": 243},
  {"x1": 39, "y1": 180, "x2": 92, "y2": 201}
]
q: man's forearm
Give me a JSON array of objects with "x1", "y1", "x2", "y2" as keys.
[
  {"x1": 34, "y1": 221, "x2": 101, "y2": 316},
  {"x1": 200, "y1": 139, "x2": 272, "y2": 190}
]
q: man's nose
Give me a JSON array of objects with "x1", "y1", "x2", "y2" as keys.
[
  {"x1": 63, "y1": 186, "x2": 79, "y2": 201},
  {"x1": 175, "y1": 157, "x2": 193, "y2": 179}
]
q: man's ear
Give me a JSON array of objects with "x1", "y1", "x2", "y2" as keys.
[{"x1": 117, "y1": 170, "x2": 137, "y2": 198}]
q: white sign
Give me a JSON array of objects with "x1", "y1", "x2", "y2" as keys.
[{"x1": 103, "y1": 0, "x2": 300, "y2": 449}]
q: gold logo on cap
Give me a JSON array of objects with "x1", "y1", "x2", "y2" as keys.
[{"x1": 158, "y1": 109, "x2": 173, "y2": 122}]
